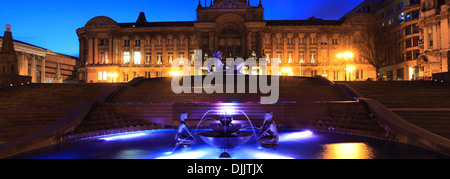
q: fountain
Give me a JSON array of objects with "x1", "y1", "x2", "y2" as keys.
[
  {"x1": 198, "y1": 113, "x2": 253, "y2": 149},
  {"x1": 174, "y1": 108, "x2": 278, "y2": 158}
]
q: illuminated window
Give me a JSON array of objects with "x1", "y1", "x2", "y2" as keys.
[
  {"x1": 98, "y1": 71, "x2": 102, "y2": 81},
  {"x1": 299, "y1": 51, "x2": 305, "y2": 63},
  {"x1": 123, "y1": 52, "x2": 130, "y2": 65},
  {"x1": 265, "y1": 52, "x2": 271, "y2": 63},
  {"x1": 178, "y1": 52, "x2": 185, "y2": 64},
  {"x1": 145, "y1": 53, "x2": 151, "y2": 64},
  {"x1": 105, "y1": 52, "x2": 109, "y2": 64},
  {"x1": 99, "y1": 51, "x2": 105, "y2": 64},
  {"x1": 103, "y1": 71, "x2": 107, "y2": 81},
  {"x1": 190, "y1": 52, "x2": 195, "y2": 63},
  {"x1": 310, "y1": 51, "x2": 316, "y2": 63},
  {"x1": 288, "y1": 52, "x2": 293, "y2": 63},
  {"x1": 276, "y1": 52, "x2": 282, "y2": 63},
  {"x1": 168, "y1": 52, "x2": 173, "y2": 64},
  {"x1": 334, "y1": 70, "x2": 339, "y2": 80},
  {"x1": 123, "y1": 72, "x2": 129, "y2": 82},
  {"x1": 98, "y1": 71, "x2": 108, "y2": 81},
  {"x1": 157, "y1": 53, "x2": 163, "y2": 64},
  {"x1": 134, "y1": 52, "x2": 141, "y2": 65}
]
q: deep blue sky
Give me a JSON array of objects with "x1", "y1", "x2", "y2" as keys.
[{"x1": 0, "y1": 0, "x2": 364, "y2": 57}]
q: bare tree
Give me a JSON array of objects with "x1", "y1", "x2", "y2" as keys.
[{"x1": 354, "y1": 15, "x2": 402, "y2": 79}]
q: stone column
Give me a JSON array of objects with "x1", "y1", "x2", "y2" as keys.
[
  {"x1": 294, "y1": 34, "x2": 299, "y2": 63},
  {"x1": 162, "y1": 37, "x2": 167, "y2": 64},
  {"x1": 109, "y1": 36, "x2": 114, "y2": 64},
  {"x1": 424, "y1": 26, "x2": 430, "y2": 51},
  {"x1": 441, "y1": 18, "x2": 449, "y2": 50},
  {"x1": 94, "y1": 37, "x2": 99, "y2": 64},
  {"x1": 283, "y1": 34, "x2": 287, "y2": 63},
  {"x1": 41, "y1": 57, "x2": 46, "y2": 83},
  {"x1": 114, "y1": 36, "x2": 119, "y2": 64},
  {"x1": 306, "y1": 34, "x2": 310, "y2": 63},
  {"x1": 248, "y1": 31, "x2": 252, "y2": 56},
  {"x1": 24, "y1": 54, "x2": 28, "y2": 76},
  {"x1": 151, "y1": 37, "x2": 156, "y2": 64},
  {"x1": 433, "y1": 23, "x2": 438, "y2": 50},
  {"x1": 88, "y1": 37, "x2": 94, "y2": 65},
  {"x1": 18, "y1": 53, "x2": 25, "y2": 76},
  {"x1": 31, "y1": 55, "x2": 36, "y2": 83},
  {"x1": 79, "y1": 38, "x2": 85, "y2": 66},
  {"x1": 140, "y1": 37, "x2": 145, "y2": 65},
  {"x1": 272, "y1": 34, "x2": 276, "y2": 61},
  {"x1": 259, "y1": 32, "x2": 264, "y2": 58}
]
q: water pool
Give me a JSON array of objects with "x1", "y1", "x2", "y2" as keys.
[{"x1": 10, "y1": 129, "x2": 448, "y2": 159}]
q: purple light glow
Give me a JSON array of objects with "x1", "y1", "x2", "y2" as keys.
[
  {"x1": 278, "y1": 130, "x2": 314, "y2": 142},
  {"x1": 217, "y1": 103, "x2": 239, "y2": 116},
  {"x1": 99, "y1": 132, "x2": 148, "y2": 141}
]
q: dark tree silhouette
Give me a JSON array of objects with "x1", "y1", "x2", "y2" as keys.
[{"x1": 354, "y1": 15, "x2": 402, "y2": 79}]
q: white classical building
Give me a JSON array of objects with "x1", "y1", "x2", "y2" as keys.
[
  {"x1": 419, "y1": 0, "x2": 450, "y2": 76},
  {"x1": 0, "y1": 25, "x2": 79, "y2": 83}
]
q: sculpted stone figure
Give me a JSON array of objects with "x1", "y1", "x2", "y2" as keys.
[
  {"x1": 175, "y1": 113, "x2": 196, "y2": 147},
  {"x1": 257, "y1": 112, "x2": 279, "y2": 147}
]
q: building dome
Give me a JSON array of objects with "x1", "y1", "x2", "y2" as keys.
[{"x1": 85, "y1": 16, "x2": 118, "y2": 27}]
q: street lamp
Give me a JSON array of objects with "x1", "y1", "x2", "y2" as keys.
[
  {"x1": 337, "y1": 52, "x2": 354, "y2": 81},
  {"x1": 107, "y1": 73, "x2": 118, "y2": 83}
]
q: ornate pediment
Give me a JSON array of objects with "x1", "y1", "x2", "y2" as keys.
[{"x1": 210, "y1": 0, "x2": 249, "y2": 9}]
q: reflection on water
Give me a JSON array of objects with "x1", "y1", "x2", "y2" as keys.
[
  {"x1": 10, "y1": 130, "x2": 448, "y2": 159},
  {"x1": 320, "y1": 143, "x2": 374, "y2": 159}
]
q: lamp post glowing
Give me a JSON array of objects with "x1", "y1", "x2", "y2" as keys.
[
  {"x1": 107, "y1": 73, "x2": 118, "y2": 83},
  {"x1": 337, "y1": 52, "x2": 354, "y2": 81}
]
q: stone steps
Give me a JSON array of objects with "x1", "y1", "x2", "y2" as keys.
[
  {"x1": 342, "y1": 81, "x2": 450, "y2": 139},
  {"x1": 0, "y1": 83, "x2": 116, "y2": 145}
]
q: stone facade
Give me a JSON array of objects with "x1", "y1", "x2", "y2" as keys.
[
  {"x1": 77, "y1": 0, "x2": 377, "y2": 83},
  {"x1": 0, "y1": 26, "x2": 79, "y2": 84},
  {"x1": 348, "y1": 0, "x2": 450, "y2": 81},
  {"x1": 419, "y1": 0, "x2": 450, "y2": 76}
]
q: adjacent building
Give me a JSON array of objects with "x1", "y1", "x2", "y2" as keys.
[
  {"x1": 348, "y1": 0, "x2": 449, "y2": 81},
  {"x1": 419, "y1": 0, "x2": 450, "y2": 78},
  {"x1": 77, "y1": 0, "x2": 378, "y2": 83},
  {"x1": 0, "y1": 27, "x2": 79, "y2": 84}
]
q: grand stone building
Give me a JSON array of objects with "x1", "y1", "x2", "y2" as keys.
[
  {"x1": 0, "y1": 25, "x2": 79, "y2": 85},
  {"x1": 77, "y1": 0, "x2": 377, "y2": 83},
  {"x1": 346, "y1": 0, "x2": 450, "y2": 81}
]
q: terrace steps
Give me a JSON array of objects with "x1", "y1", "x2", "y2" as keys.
[
  {"x1": 0, "y1": 83, "x2": 117, "y2": 144},
  {"x1": 342, "y1": 81, "x2": 450, "y2": 139},
  {"x1": 66, "y1": 76, "x2": 388, "y2": 140}
]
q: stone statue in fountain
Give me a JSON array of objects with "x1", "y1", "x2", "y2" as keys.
[
  {"x1": 175, "y1": 112, "x2": 196, "y2": 147},
  {"x1": 257, "y1": 112, "x2": 279, "y2": 148}
]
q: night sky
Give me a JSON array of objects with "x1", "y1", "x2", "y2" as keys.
[{"x1": 0, "y1": 0, "x2": 364, "y2": 57}]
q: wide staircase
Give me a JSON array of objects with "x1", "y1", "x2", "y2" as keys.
[
  {"x1": 342, "y1": 81, "x2": 450, "y2": 139},
  {"x1": 0, "y1": 83, "x2": 116, "y2": 145},
  {"x1": 65, "y1": 76, "x2": 390, "y2": 141},
  {"x1": 110, "y1": 76, "x2": 352, "y2": 103}
]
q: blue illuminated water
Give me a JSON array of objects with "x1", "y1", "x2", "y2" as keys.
[{"x1": 10, "y1": 129, "x2": 448, "y2": 159}]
